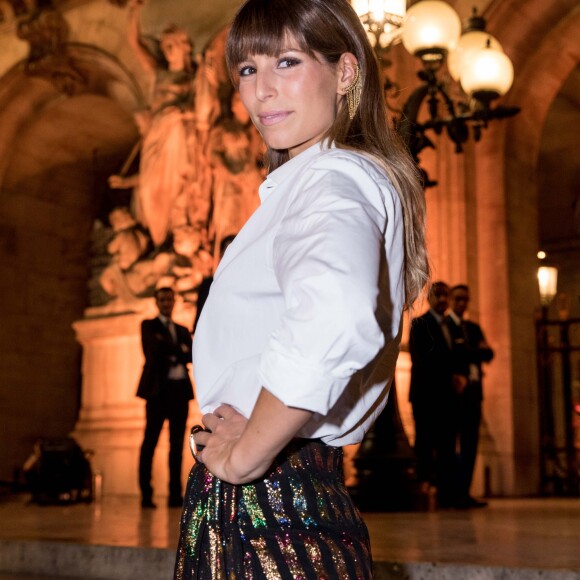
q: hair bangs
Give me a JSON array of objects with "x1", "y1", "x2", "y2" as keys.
[{"x1": 226, "y1": 0, "x2": 312, "y2": 81}]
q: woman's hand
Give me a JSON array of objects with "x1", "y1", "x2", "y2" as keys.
[
  {"x1": 194, "y1": 404, "x2": 253, "y2": 484},
  {"x1": 193, "y1": 389, "x2": 314, "y2": 485},
  {"x1": 108, "y1": 175, "x2": 125, "y2": 189}
]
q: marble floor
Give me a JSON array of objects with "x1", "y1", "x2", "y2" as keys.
[{"x1": 1, "y1": 493, "x2": 580, "y2": 577}]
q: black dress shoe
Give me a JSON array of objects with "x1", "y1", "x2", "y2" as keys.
[
  {"x1": 168, "y1": 496, "x2": 184, "y2": 508},
  {"x1": 467, "y1": 496, "x2": 488, "y2": 508},
  {"x1": 453, "y1": 496, "x2": 488, "y2": 509},
  {"x1": 141, "y1": 498, "x2": 157, "y2": 509}
]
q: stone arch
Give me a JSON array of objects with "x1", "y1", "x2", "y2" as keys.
[
  {"x1": 0, "y1": 43, "x2": 144, "y2": 183},
  {"x1": 501, "y1": 1, "x2": 580, "y2": 172},
  {"x1": 0, "y1": 44, "x2": 145, "y2": 482},
  {"x1": 470, "y1": 0, "x2": 580, "y2": 494}
]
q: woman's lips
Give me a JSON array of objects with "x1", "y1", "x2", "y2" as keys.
[{"x1": 258, "y1": 111, "x2": 291, "y2": 126}]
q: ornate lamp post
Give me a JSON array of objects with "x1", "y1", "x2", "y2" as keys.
[
  {"x1": 352, "y1": 0, "x2": 520, "y2": 186},
  {"x1": 538, "y1": 265, "x2": 558, "y2": 315},
  {"x1": 535, "y1": 263, "x2": 579, "y2": 496},
  {"x1": 536, "y1": 263, "x2": 558, "y2": 493}
]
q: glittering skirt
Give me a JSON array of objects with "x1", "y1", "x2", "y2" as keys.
[{"x1": 174, "y1": 439, "x2": 373, "y2": 579}]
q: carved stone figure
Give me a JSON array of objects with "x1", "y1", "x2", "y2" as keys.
[
  {"x1": 108, "y1": 0, "x2": 201, "y2": 247},
  {"x1": 209, "y1": 90, "x2": 263, "y2": 260},
  {"x1": 105, "y1": 207, "x2": 149, "y2": 270},
  {"x1": 99, "y1": 207, "x2": 173, "y2": 305},
  {"x1": 172, "y1": 225, "x2": 213, "y2": 297},
  {"x1": 108, "y1": 109, "x2": 150, "y2": 221}
]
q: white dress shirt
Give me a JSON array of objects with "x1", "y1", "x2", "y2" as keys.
[
  {"x1": 193, "y1": 142, "x2": 405, "y2": 446},
  {"x1": 431, "y1": 308, "x2": 452, "y2": 348},
  {"x1": 158, "y1": 314, "x2": 187, "y2": 380},
  {"x1": 448, "y1": 310, "x2": 480, "y2": 381}
]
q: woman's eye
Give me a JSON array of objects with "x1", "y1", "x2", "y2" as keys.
[
  {"x1": 278, "y1": 57, "x2": 301, "y2": 69},
  {"x1": 239, "y1": 65, "x2": 256, "y2": 77}
]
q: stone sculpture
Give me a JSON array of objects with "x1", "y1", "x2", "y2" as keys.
[
  {"x1": 208, "y1": 90, "x2": 263, "y2": 262},
  {"x1": 99, "y1": 207, "x2": 174, "y2": 306},
  {"x1": 109, "y1": 0, "x2": 209, "y2": 247},
  {"x1": 95, "y1": 5, "x2": 262, "y2": 313}
]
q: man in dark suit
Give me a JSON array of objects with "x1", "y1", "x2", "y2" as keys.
[
  {"x1": 137, "y1": 287, "x2": 193, "y2": 508},
  {"x1": 409, "y1": 281, "x2": 458, "y2": 508},
  {"x1": 447, "y1": 284, "x2": 494, "y2": 508}
]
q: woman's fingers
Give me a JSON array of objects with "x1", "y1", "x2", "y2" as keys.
[
  {"x1": 214, "y1": 404, "x2": 237, "y2": 419},
  {"x1": 202, "y1": 405, "x2": 238, "y2": 429},
  {"x1": 202, "y1": 412, "x2": 222, "y2": 431},
  {"x1": 194, "y1": 430, "x2": 211, "y2": 447}
]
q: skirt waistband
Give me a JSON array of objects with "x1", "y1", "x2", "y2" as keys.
[{"x1": 268, "y1": 438, "x2": 343, "y2": 480}]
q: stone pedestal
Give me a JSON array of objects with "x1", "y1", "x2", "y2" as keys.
[{"x1": 71, "y1": 301, "x2": 201, "y2": 497}]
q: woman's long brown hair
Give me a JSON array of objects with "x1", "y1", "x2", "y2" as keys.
[{"x1": 226, "y1": 0, "x2": 429, "y2": 309}]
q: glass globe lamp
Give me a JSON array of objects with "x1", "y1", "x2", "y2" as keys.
[
  {"x1": 448, "y1": 31, "x2": 503, "y2": 82},
  {"x1": 459, "y1": 42, "x2": 514, "y2": 100},
  {"x1": 401, "y1": 0, "x2": 461, "y2": 61}
]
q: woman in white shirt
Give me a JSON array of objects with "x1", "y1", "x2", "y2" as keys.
[{"x1": 175, "y1": 0, "x2": 428, "y2": 577}]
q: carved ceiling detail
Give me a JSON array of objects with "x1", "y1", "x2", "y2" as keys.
[
  {"x1": 0, "y1": 0, "x2": 36, "y2": 25},
  {"x1": 15, "y1": 5, "x2": 86, "y2": 94}
]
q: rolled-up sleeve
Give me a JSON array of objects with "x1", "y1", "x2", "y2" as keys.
[{"x1": 256, "y1": 161, "x2": 389, "y2": 415}]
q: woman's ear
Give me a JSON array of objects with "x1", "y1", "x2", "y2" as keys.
[{"x1": 337, "y1": 52, "x2": 359, "y2": 95}]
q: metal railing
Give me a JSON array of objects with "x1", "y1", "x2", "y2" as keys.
[{"x1": 536, "y1": 315, "x2": 580, "y2": 496}]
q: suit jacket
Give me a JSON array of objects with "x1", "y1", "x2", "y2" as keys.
[
  {"x1": 409, "y1": 310, "x2": 454, "y2": 406},
  {"x1": 136, "y1": 317, "x2": 194, "y2": 400},
  {"x1": 446, "y1": 316, "x2": 494, "y2": 401}
]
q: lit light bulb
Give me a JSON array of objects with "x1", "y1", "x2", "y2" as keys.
[
  {"x1": 351, "y1": 0, "x2": 369, "y2": 17},
  {"x1": 460, "y1": 43, "x2": 514, "y2": 97},
  {"x1": 402, "y1": 0, "x2": 461, "y2": 58},
  {"x1": 537, "y1": 266, "x2": 558, "y2": 305},
  {"x1": 369, "y1": 0, "x2": 385, "y2": 21},
  {"x1": 351, "y1": 0, "x2": 406, "y2": 18},
  {"x1": 448, "y1": 31, "x2": 503, "y2": 82}
]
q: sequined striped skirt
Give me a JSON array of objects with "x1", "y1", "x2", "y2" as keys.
[{"x1": 174, "y1": 439, "x2": 373, "y2": 579}]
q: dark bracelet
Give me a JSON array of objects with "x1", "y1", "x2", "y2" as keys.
[{"x1": 189, "y1": 424, "x2": 208, "y2": 462}]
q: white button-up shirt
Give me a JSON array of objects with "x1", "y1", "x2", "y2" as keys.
[
  {"x1": 158, "y1": 314, "x2": 187, "y2": 380},
  {"x1": 193, "y1": 143, "x2": 405, "y2": 446}
]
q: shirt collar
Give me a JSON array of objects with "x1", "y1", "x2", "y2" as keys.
[
  {"x1": 158, "y1": 314, "x2": 171, "y2": 326},
  {"x1": 258, "y1": 141, "x2": 332, "y2": 202},
  {"x1": 429, "y1": 308, "x2": 444, "y2": 324},
  {"x1": 448, "y1": 311, "x2": 462, "y2": 325}
]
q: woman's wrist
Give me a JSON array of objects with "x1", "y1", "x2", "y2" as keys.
[{"x1": 225, "y1": 439, "x2": 272, "y2": 485}]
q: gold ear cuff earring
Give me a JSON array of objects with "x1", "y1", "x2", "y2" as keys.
[{"x1": 345, "y1": 63, "x2": 362, "y2": 120}]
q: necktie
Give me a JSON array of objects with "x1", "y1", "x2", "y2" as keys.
[
  {"x1": 167, "y1": 320, "x2": 178, "y2": 343},
  {"x1": 165, "y1": 320, "x2": 186, "y2": 380},
  {"x1": 440, "y1": 318, "x2": 452, "y2": 348}
]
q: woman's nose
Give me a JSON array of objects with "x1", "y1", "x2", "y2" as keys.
[{"x1": 255, "y1": 71, "x2": 276, "y2": 101}]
